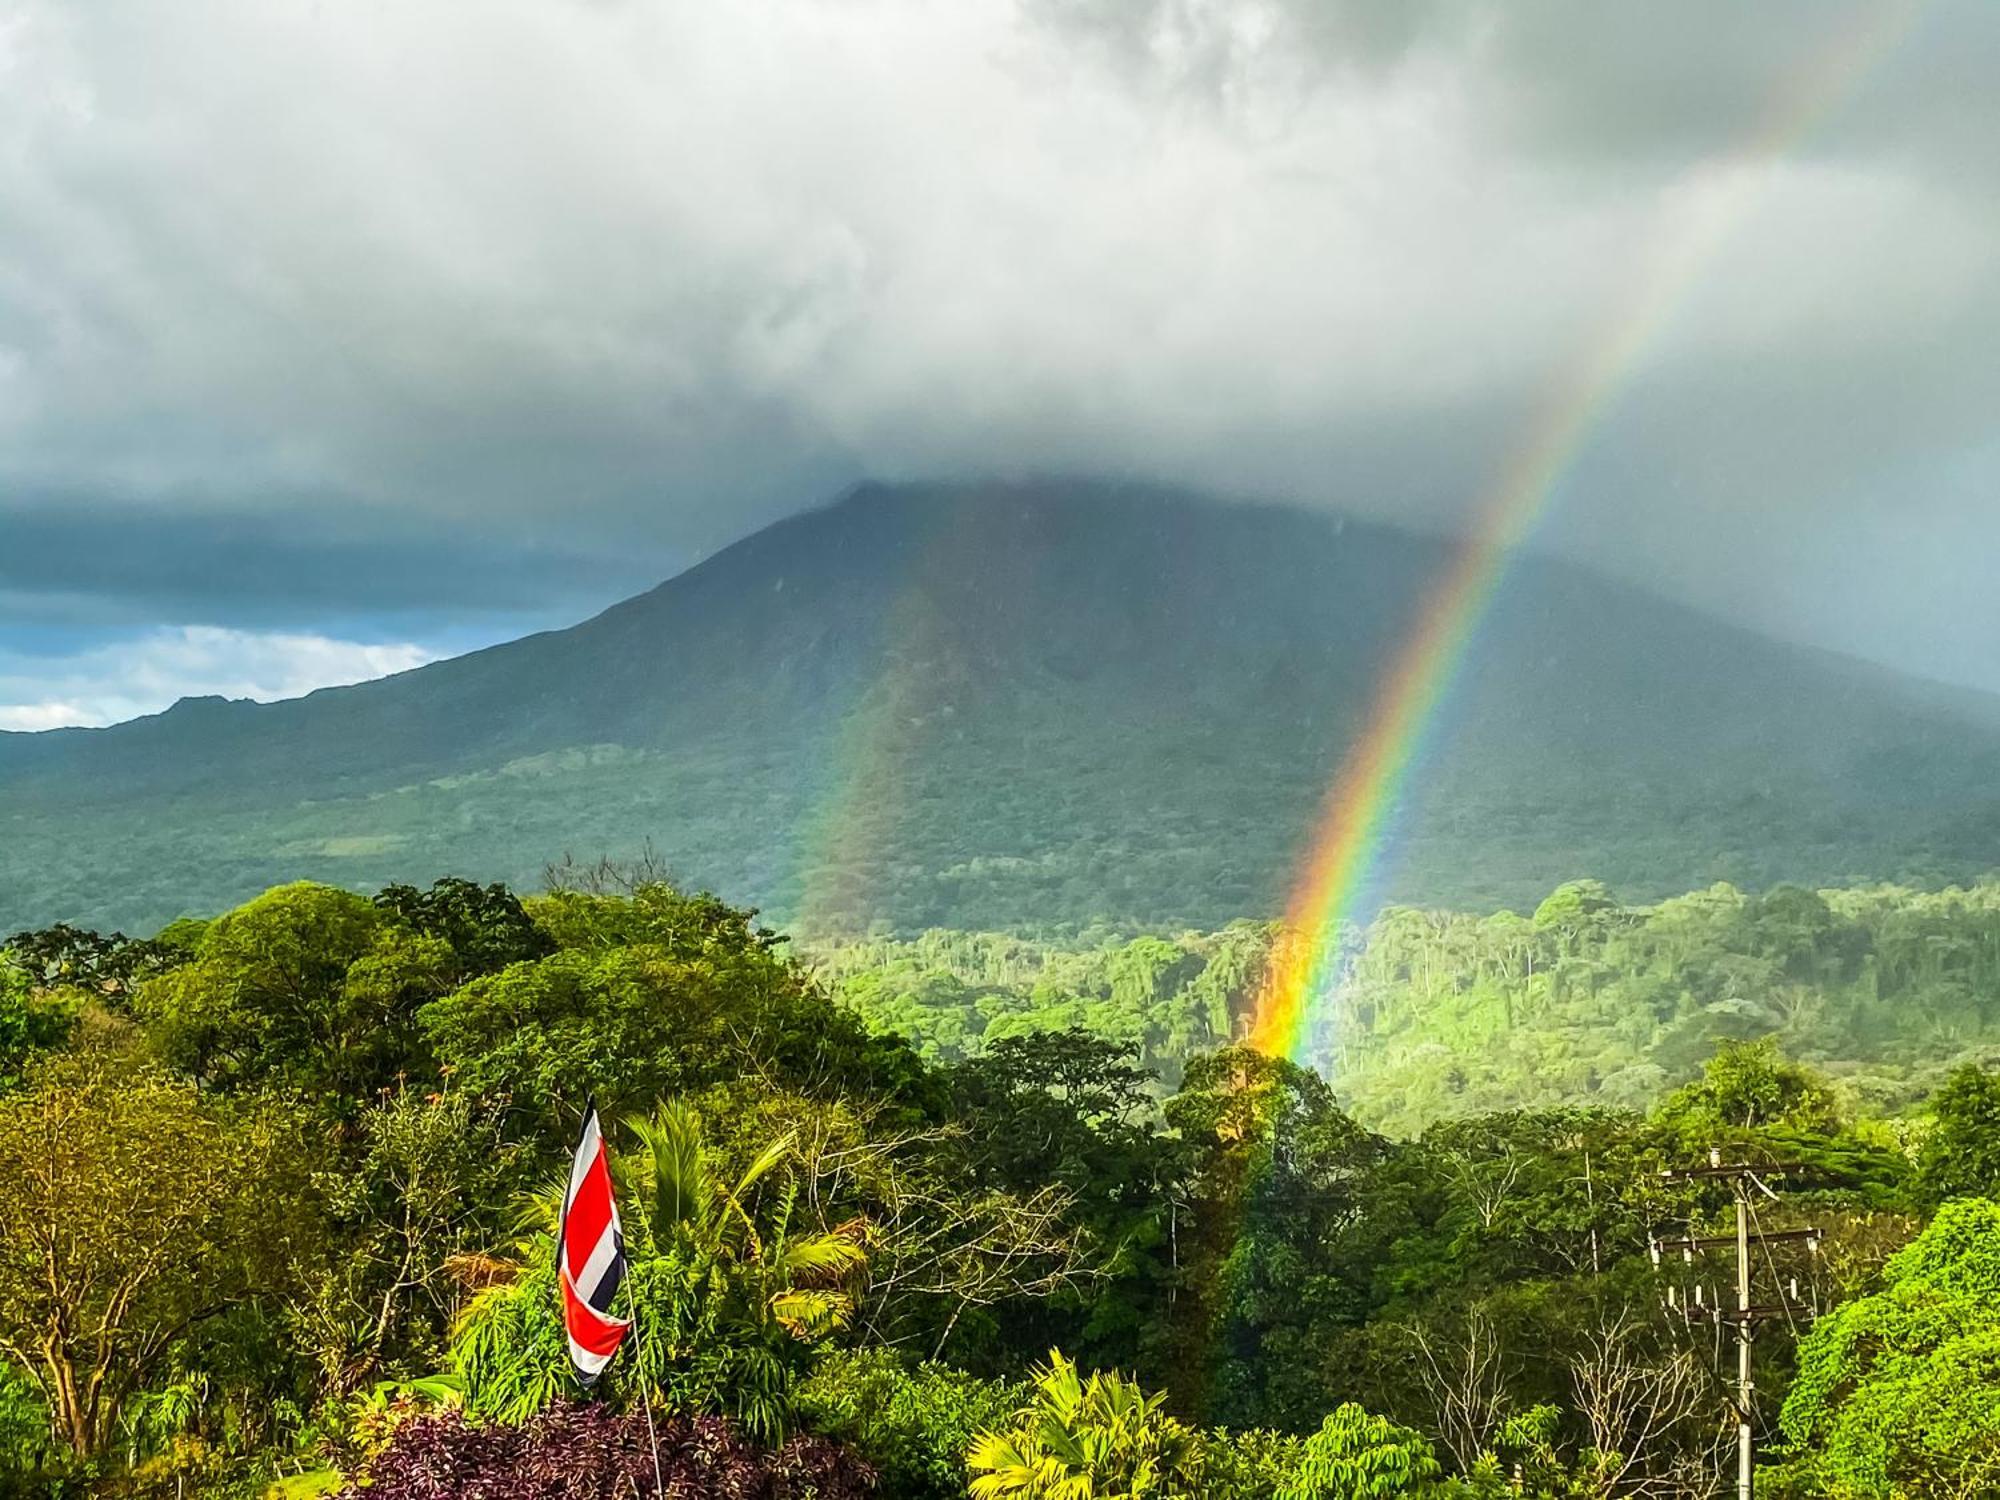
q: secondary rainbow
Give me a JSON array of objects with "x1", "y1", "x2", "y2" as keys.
[{"x1": 1248, "y1": 1, "x2": 1923, "y2": 1064}]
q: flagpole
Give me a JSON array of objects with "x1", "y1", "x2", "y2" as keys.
[
  {"x1": 607, "y1": 1104, "x2": 663, "y2": 1498},
  {"x1": 627, "y1": 1293, "x2": 665, "y2": 1497},
  {"x1": 559, "y1": 1099, "x2": 662, "y2": 1493}
]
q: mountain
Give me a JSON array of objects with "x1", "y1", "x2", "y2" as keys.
[{"x1": 6, "y1": 479, "x2": 2000, "y2": 935}]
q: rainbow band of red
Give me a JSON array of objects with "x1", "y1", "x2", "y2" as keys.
[{"x1": 1247, "y1": 0, "x2": 1924, "y2": 1066}]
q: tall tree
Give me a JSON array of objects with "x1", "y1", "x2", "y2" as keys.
[{"x1": 0, "y1": 1052, "x2": 311, "y2": 1459}]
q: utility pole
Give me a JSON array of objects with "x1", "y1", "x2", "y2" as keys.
[{"x1": 1652, "y1": 1148, "x2": 1823, "y2": 1500}]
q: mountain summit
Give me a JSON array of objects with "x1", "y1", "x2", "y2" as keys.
[{"x1": 6, "y1": 480, "x2": 1999, "y2": 933}]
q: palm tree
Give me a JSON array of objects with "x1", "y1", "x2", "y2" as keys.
[
  {"x1": 451, "y1": 1100, "x2": 864, "y2": 1441},
  {"x1": 624, "y1": 1100, "x2": 864, "y2": 1342},
  {"x1": 968, "y1": 1350, "x2": 1198, "y2": 1500}
]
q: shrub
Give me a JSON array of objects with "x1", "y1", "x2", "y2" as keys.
[
  {"x1": 335, "y1": 1402, "x2": 872, "y2": 1499},
  {"x1": 797, "y1": 1347, "x2": 1017, "y2": 1500},
  {"x1": 966, "y1": 1350, "x2": 1199, "y2": 1499},
  {"x1": 1281, "y1": 1404, "x2": 1441, "y2": 1500}
]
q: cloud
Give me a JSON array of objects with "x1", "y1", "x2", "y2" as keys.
[
  {"x1": 0, "y1": 627, "x2": 436, "y2": 730},
  {"x1": 0, "y1": 499, "x2": 671, "y2": 632},
  {"x1": 0, "y1": 0, "x2": 1997, "y2": 688}
]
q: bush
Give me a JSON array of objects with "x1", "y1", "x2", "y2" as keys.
[
  {"x1": 1192, "y1": 1427, "x2": 1305, "y2": 1500},
  {"x1": 966, "y1": 1350, "x2": 1200, "y2": 1499},
  {"x1": 336, "y1": 1402, "x2": 872, "y2": 1498},
  {"x1": 797, "y1": 1348, "x2": 1016, "y2": 1500},
  {"x1": 1281, "y1": 1404, "x2": 1441, "y2": 1500},
  {"x1": 0, "y1": 1365, "x2": 66, "y2": 1499}
]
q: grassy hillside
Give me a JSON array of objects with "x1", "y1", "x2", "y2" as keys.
[{"x1": 6, "y1": 479, "x2": 2000, "y2": 933}]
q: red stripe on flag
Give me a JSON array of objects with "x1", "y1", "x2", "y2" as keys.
[
  {"x1": 563, "y1": 1148, "x2": 614, "y2": 1283},
  {"x1": 563, "y1": 1269, "x2": 630, "y2": 1356}
]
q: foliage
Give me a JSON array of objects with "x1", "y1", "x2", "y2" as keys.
[
  {"x1": 0, "y1": 1049, "x2": 315, "y2": 1460},
  {"x1": 1778, "y1": 1198, "x2": 2000, "y2": 1498},
  {"x1": 289, "y1": 1090, "x2": 523, "y2": 1399},
  {"x1": 0, "y1": 966, "x2": 75, "y2": 1094},
  {"x1": 1160, "y1": 1048, "x2": 1389, "y2": 1428},
  {"x1": 453, "y1": 1101, "x2": 863, "y2": 1443},
  {"x1": 943, "y1": 1030, "x2": 1169, "y2": 1369},
  {"x1": 967, "y1": 1351, "x2": 1200, "y2": 1500},
  {"x1": 1329, "y1": 880, "x2": 2000, "y2": 1135},
  {"x1": 373, "y1": 878, "x2": 555, "y2": 984},
  {"x1": 0, "y1": 1365, "x2": 60, "y2": 1497},
  {"x1": 423, "y1": 886, "x2": 934, "y2": 1130},
  {"x1": 135, "y1": 882, "x2": 447, "y2": 1098},
  {"x1": 1188, "y1": 1426, "x2": 1306, "y2": 1500},
  {"x1": 819, "y1": 927, "x2": 1265, "y2": 1085},
  {"x1": 797, "y1": 1347, "x2": 1018, "y2": 1500},
  {"x1": 335, "y1": 1402, "x2": 873, "y2": 1499},
  {"x1": 1913, "y1": 1064, "x2": 2000, "y2": 1207},
  {"x1": 0, "y1": 921, "x2": 192, "y2": 1002},
  {"x1": 686, "y1": 1080, "x2": 1088, "y2": 1367},
  {"x1": 1281, "y1": 1403, "x2": 1441, "y2": 1500},
  {"x1": 1652, "y1": 1038, "x2": 1840, "y2": 1143}
]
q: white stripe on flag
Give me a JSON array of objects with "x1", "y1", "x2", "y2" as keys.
[
  {"x1": 574, "y1": 1224, "x2": 621, "y2": 1307},
  {"x1": 568, "y1": 1335, "x2": 617, "y2": 1379},
  {"x1": 564, "y1": 1111, "x2": 603, "y2": 1217}
]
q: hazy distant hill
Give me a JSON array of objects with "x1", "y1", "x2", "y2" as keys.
[{"x1": 6, "y1": 479, "x2": 2000, "y2": 934}]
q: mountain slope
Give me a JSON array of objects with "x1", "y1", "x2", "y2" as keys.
[{"x1": 6, "y1": 479, "x2": 2000, "y2": 934}]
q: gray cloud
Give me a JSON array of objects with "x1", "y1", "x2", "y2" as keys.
[
  {"x1": 1, "y1": 0, "x2": 1997, "y2": 698},
  {"x1": 0, "y1": 499, "x2": 670, "y2": 628}
]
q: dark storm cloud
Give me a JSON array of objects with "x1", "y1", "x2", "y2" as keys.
[
  {"x1": 1, "y1": 0, "x2": 1998, "y2": 712},
  {"x1": 0, "y1": 499, "x2": 671, "y2": 629}
]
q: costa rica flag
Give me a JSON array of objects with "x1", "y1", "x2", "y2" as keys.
[{"x1": 557, "y1": 1104, "x2": 631, "y2": 1383}]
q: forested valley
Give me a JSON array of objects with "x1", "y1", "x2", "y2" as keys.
[{"x1": 7, "y1": 871, "x2": 2000, "y2": 1498}]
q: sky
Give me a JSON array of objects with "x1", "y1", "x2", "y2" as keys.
[{"x1": 2, "y1": 0, "x2": 1997, "y2": 728}]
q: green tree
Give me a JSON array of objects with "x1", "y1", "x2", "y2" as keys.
[
  {"x1": 1163, "y1": 1048, "x2": 1388, "y2": 1428},
  {"x1": 135, "y1": 882, "x2": 448, "y2": 1097},
  {"x1": 423, "y1": 922, "x2": 930, "y2": 1130},
  {"x1": 372, "y1": 877, "x2": 553, "y2": 983},
  {"x1": 289, "y1": 1089, "x2": 522, "y2": 1399},
  {"x1": 1652, "y1": 1039, "x2": 1839, "y2": 1142},
  {"x1": 1778, "y1": 1198, "x2": 2000, "y2": 1498},
  {"x1": 1914, "y1": 1065, "x2": 2000, "y2": 1207},
  {"x1": 0, "y1": 1052, "x2": 311, "y2": 1460},
  {"x1": 0, "y1": 965, "x2": 74, "y2": 1095},
  {"x1": 798, "y1": 1347, "x2": 1019, "y2": 1500},
  {"x1": 0, "y1": 922, "x2": 191, "y2": 1003}
]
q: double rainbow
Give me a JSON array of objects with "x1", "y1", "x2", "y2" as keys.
[{"x1": 1248, "y1": 1, "x2": 1922, "y2": 1065}]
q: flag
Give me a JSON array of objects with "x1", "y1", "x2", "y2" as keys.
[{"x1": 557, "y1": 1103, "x2": 631, "y2": 1383}]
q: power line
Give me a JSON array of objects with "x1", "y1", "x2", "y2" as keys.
[{"x1": 1652, "y1": 1148, "x2": 1826, "y2": 1500}]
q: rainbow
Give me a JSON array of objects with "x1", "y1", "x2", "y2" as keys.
[
  {"x1": 789, "y1": 489, "x2": 991, "y2": 938},
  {"x1": 1248, "y1": 1, "x2": 1922, "y2": 1065}
]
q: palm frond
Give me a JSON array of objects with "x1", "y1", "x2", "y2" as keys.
[
  {"x1": 627, "y1": 1100, "x2": 708, "y2": 1241},
  {"x1": 510, "y1": 1169, "x2": 570, "y2": 1236},
  {"x1": 767, "y1": 1288, "x2": 854, "y2": 1340},
  {"x1": 779, "y1": 1232, "x2": 866, "y2": 1280},
  {"x1": 730, "y1": 1128, "x2": 796, "y2": 1202}
]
